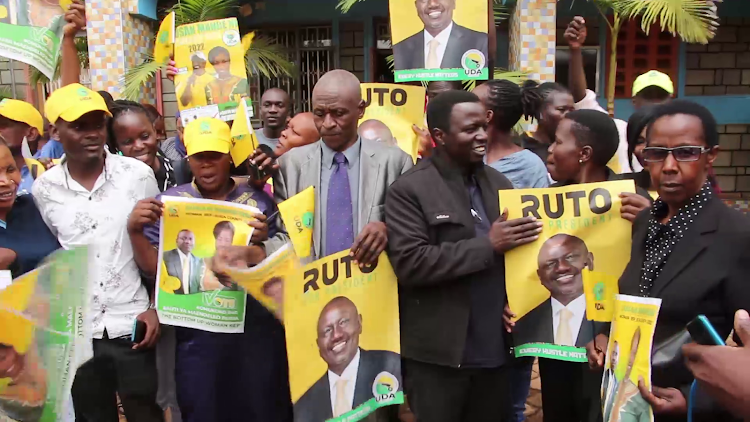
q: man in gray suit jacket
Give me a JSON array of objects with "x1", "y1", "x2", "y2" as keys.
[
  {"x1": 268, "y1": 69, "x2": 412, "y2": 263},
  {"x1": 162, "y1": 229, "x2": 205, "y2": 294}
]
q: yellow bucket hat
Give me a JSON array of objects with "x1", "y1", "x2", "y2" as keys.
[
  {"x1": 184, "y1": 118, "x2": 231, "y2": 156},
  {"x1": 0, "y1": 99, "x2": 44, "y2": 134},
  {"x1": 632, "y1": 70, "x2": 674, "y2": 97},
  {"x1": 45, "y1": 83, "x2": 112, "y2": 123}
]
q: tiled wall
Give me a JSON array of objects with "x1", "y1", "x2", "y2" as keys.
[
  {"x1": 509, "y1": 0, "x2": 557, "y2": 83},
  {"x1": 85, "y1": 0, "x2": 155, "y2": 103}
]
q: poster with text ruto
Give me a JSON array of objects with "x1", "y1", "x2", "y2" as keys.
[
  {"x1": 389, "y1": 0, "x2": 488, "y2": 82},
  {"x1": 360, "y1": 83, "x2": 425, "y2": 162},
  {"x1": 501, "y1": 180, "x2": 634, "y2": 362},
  {"x1": 0, "y1": 247, "x2": 90, "y2": 422},
  {"x1": 0, "y1": 0, "x2": 65, "y2": 80},
  {"x1": 156, "y1": 197, "x2": 259, "y2": 333},
  {"x1": 601, "y1": 295, "x2": 660, "y2": 422},
  {"x1": 174, "y1": 17, "x2": 251, "y2": 125},
  {"x1": 286, "y1": 251, "x2": 403, "y2": 422}
]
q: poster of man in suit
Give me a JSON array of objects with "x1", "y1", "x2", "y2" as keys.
[
  {"x1": 285, "y1": 250, "x2": 403, "y2": 422},
  {"x1": 499, "y1": 181, "x2": 635, "y2": 362},
  {"x1": 162, "y1": 229, "x2": 206, "y2": 295},
  {"x1": 389, "y1": 0, "x2": 488, "y2": 82}
]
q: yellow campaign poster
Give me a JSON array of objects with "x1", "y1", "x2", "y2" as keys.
[
  {"x1": 174, "y1": 18, "x2": 251, "y2": 125},
  {"x1": 360, "y1": 83, "x2": 425, "y2": 163},
  {"x1": 154, "y1": 12, "x2": 175, "y2": 65},
  {"x1": 278, "y1": 186, "x2": 315, "y2": 258},
  {"x1": 501, "y1": 180, "x2": 635, "y2": 362},
  {"x1": 222, "y1": 243, "x2": 299, "y2": 320},
  {"x1": 602, "y1": 295, "x2": 661, "y2": 422},
  {"x1": 583, "y1": 269, "x2": 619, "y2": 323},
  {"x1": 286, "y1": 251, "x2": 403, "y2": 422},
  {"x1": 389, "y1": 0, "x2": 488, "y2": 82},
  {"x1": 230, "y1": 97, "x2": 258, "y2": 165},
  {"x1": 156, "y1": 197, "x2": 259, "y2": 333}
]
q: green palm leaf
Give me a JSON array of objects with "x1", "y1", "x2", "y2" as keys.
[
  {"x1": 245, "y1": 36, "x2": 295, "y2": 79},
  {"x1": 0, "y1": 85, "x2": 24, "y2": 101},
  {"x1": 29, "y1": 37, "x2": 89, "y2": 86},
  {"x1": 121, "y1": 57, "x2": 165, "y2": 100},
  {"x1": 613, "y1": 0, "x2": 719, "y2": 44},
  {"x1": 169, "y1": 0, "x2": 239, "y2": 26}
]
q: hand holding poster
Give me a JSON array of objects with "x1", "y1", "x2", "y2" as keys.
[
  {"x1": 602, "y1": 295, "x2": 661, "y2": 422},
  {"x1": 501, "y1": 180, "x2": 634, "y2": 362},
  {"x1": 156, "y1": 197, "x2": 260, "y2": 333},
  {"x1": 174, "y1": 18, "x2": 251, "y2": 125},
  {"x1": 286, "y1": 251, "x2": 403, "y2": 422},
  {"x1": 0, "y1": 247, "x2": 90, "y2": 422},
  {"x1": 359, "y1": 83, "x2": 425, "y2": 162},
  {"x1": 0, "y1": 0, "x2": 66, "y2": 79},
  {"x1": 389, "y1": 0, "x2": 488, "y2": 82}
]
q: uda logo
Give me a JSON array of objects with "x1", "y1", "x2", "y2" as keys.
[{"x1": 372, "y1": 371, "x2": 399, "y2": 402}]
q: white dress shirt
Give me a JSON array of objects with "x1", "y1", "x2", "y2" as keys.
[
  {"x1": 423, "y1": 23, "x2": 453, "y2": 69},
  {"x1": 32, "y1": 152, "x2": 161, "y2": 339},
  {"x1": 327, "y1": 348, "x2": 361, "y2": 415},
  {"x1": 551, "y1": 294, "x2": 587, "y2": 345}
]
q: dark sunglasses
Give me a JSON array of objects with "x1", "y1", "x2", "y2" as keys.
[{"x1": 642, "y1": 146, "x2": 710, "y2": 163}]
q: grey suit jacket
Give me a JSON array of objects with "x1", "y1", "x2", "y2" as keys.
[
  {"x1": 163, "y1": 249, "x2": 205, "y2": 295},
  {"x1": 274, "y1": 139, "x2": 413, "y2": 261}
]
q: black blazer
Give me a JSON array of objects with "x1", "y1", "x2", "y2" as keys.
[
  {"x1": 618, "y1": 195, "x2": 750, "y2": 421},
  {"x1": 293, "y1": 349, "x2": 401, "y2": 422},
  {"x1": 392, "y1": 23, "x2": 488, "y2": 71},
  {"x1": 385, "y1": 150, "x2": 514, "y2": 366},
  {"x1": 513, "y1": 298, "x2": 593, "y2": 348}
]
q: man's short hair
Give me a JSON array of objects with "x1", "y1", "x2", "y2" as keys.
[
  {"x1": 646, "y1": 99, "x2": 718, "y2": 148},
  {"x1": 563, "y1": 109, "x2": 620, "y2": 167},
  {"x1": 426, "y1": 90, "x2": 481, "y2": 134}
]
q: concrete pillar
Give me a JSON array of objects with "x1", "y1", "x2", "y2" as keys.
[
  {"x1": 508, "y1": 0, "x2": 557, "y2": 83},
  {"x1": 85, "y1": 0, "x2": 156, "y2": 102}
]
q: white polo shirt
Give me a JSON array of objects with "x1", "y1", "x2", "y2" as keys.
[{"x1": 32, "y1": 152, "x2": 160, "y2": 339}]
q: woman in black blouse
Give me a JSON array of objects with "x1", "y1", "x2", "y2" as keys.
[
  {"x1": 586, "y1": 100, "x2": 750, "y2": 422},
  {"x1": 107, "y1": 100, "x2": 177, "y2": 192}
]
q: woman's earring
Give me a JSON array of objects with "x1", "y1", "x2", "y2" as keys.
[{"x1": 579, "y1": 159, "x2": 583, "y2": 164}]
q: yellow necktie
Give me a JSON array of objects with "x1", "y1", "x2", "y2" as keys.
[
  {"x1": 334, "y1": 378, "x2": 351, "y2": 417},
  {"x1": 182, "y1": 255, "x2": 191, "y2": 294},
  {"x1": 426, "y1": 39, "x2": 440, "y2": 69},
  {"x1": 557, "y1": 308, "x2": 574, "y2": 346}
]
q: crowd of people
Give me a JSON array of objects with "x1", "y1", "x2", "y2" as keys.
[{"x1": 1, "y1": 4, "x2": 750, "y2": 422}]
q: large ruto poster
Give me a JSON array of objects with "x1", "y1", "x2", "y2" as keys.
[
  {"x1": 389, "y1": 0, "x2": 489, "y2": 82},
  {"x1": 285, "y1": 251, "x2": 403, "y2": 422},
  {"x1": 501, "y1": 181, "x2": 634, "y2": 362},
  {"x1": 360, "y1": 83, "x2": 425, "y2": 162},
  {"x1": 174, "y1": 17, "x2": 252, "y2": 126},
  {"x1": 0, "y1": 0, "x2": 65, "y2": 79},
  {"x1": 156, "y1": 197, "x2": 259, "y2": 333}
]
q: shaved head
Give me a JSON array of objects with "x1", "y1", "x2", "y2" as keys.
[
  {"x1": 276, "y1": 112, "x2": 319, "y2": 156},
  {"x1": 312, "y1": 70, "x2": 365, "y2": 151},
  {"x1": 260, "y1": 88, "x2": 291, "y2": 135},
  {"x1": 359, "y1": 119, "x2": 396, "y2": 147}
]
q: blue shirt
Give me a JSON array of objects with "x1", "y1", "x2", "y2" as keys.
[
  {"x1": 37, "y1": 139, "x2": 65, "y2": 159},
  {"x1": 0, "y1": 195, "x2": 61, "y2": 277},
  {"x1": 319, "y1": 138, "x2": 361, "y2": 255},
  {"x1": 485, "y1": 149, "x2": 549, "y2": 189},
  {"x1": 18, "y1": 165, "x2": 34, "y2": 196}
]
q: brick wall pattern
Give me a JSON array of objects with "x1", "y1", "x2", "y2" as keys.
[{"x1": 685, "y1": 17, "x2": 750, "y2": 96}]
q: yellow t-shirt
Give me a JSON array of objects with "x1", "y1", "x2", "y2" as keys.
[{"x1": 176, "y1": 72, "x2": 212, "y2": 109}]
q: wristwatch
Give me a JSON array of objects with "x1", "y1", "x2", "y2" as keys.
[{"x1": 148, "y1": 302, "x2": 156, "y2": 310}]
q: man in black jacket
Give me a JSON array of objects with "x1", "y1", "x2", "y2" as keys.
[{"x1": 385, "y1": 90, "x2": 543, "y2": 422}]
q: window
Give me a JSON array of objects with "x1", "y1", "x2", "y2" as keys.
[{"x1": 556, "y1": 46, "x2": 600, "y2": 93}]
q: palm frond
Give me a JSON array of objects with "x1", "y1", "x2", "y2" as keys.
[
  {"x1": 493, "y1": 0, "x2": 512, "y2": 24},
  {"x1": 612, "y1": 0, "x2": 720, "y2": 44},
  {"x1": 0, "y1": 85, "x2": 23, "y2": 101},
  {"x1": 336, "y1": 0, "x2": 365, "y2": 13},
  {"x1": 169, "y1": 0, "x2": 239, "y2": 26},
  {"x1": 245, "y1": 36, "x2": 296, "y2": 79},
  {"x1": 121, "y1": 57, "x2": 165, "y2": 100},
  {"x1": 29, "y1": 37, "x2": 89, "y2": 86}
]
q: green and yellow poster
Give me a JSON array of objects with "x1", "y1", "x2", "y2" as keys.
[
  {"x1": 359, "y1": 83, "x2": 425, "y2": 162},
  {"x1": 0, "y1": 0, "x2": 66, "y2": 80},
  {"x1": 602, "y1": 295, "x2": 660, "y2": 422},
  {"x1": 389, "y1": 0, "x2": 488, "y2": 82},
  {"x1": 156, "y1": 197, "x2": 260, "y2": 333},
  {"x1": 286, "y1": 251, "x2": 403, "y2": 422},
  {"x1": 174, "y1": 18, "x2": 251, "y2": 125},
  {"x1": 501, "y1": 181, "x2": 634, "y2": 362},
  {"x1": 0, "y1": 247, "x2": 89, "y2": 422}
]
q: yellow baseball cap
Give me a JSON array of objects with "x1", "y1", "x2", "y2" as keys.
[
  {"x1": 0, "y1": 99, "x2": 44, "y2": 134},
  {"x1": 45, "y1": 83, "x2": 112, "y2": 123},
  {"x1": 632, "y1": 70, "x2": 674, "y2": 97},
  {"x1": 184, "y1": 117, "x2": 231, "y2": 156}
]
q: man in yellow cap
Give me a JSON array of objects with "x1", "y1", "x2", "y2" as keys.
[
  {"x1": 0, "y1": 98, "x2": 47, "y2": 195},
  {"x1": 128, "y1": 117, "x2": 293, "y2": 422},
  {"x1": 631, "y1": 69, "x2": 674, "y2": 109},
  {"x1": 31, "y1": 83, "x2": 164, "y2": 422}
]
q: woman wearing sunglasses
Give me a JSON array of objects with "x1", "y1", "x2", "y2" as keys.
[{"x1": 586, "y1": 100, "x2": 750, "y2": 422}]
